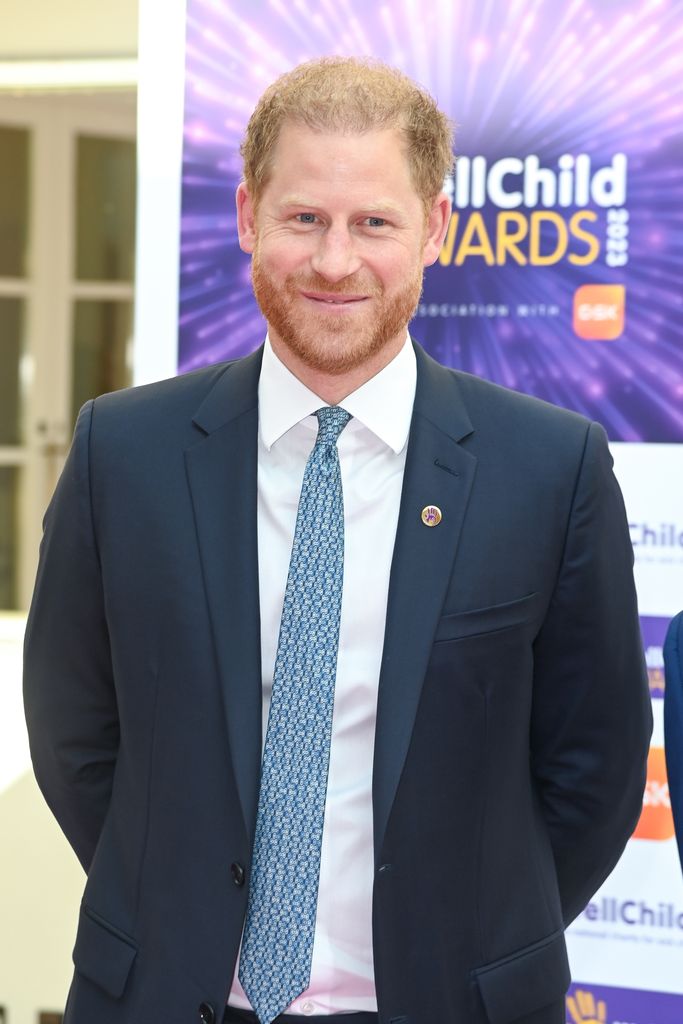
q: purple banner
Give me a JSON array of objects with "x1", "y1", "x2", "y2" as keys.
[
  {"x1": 567, "y1": 982, "x2": 683, "y2": 1024},
  {"x1": 180, "y1": 0, "x2": 683, "y2": 442},
  {"x1": 640, "y1": 615, "x2": 670, "y2": 699}
]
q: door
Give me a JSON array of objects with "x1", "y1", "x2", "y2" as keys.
[{"x1": 0, "y1": 92, "x2": 136, "y2": 609}]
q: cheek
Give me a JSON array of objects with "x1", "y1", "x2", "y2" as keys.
[
  {"x1": 259, "y1": 239, "x2": 313, "y2": 278},
  {"x1": 373, "y1": 251, "x2": 422, "y2": 291}
]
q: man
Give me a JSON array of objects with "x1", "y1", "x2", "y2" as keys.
[{"x1": 24, "y1": 58, "x2": 651, "y2": 1024}]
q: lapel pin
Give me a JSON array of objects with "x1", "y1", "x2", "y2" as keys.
[{"x1": 421, "y1": 505, "x2": 442, "y2": 527}]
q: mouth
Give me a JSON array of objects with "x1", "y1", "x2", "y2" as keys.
[{"x1": 300, "y1": 290, "x2": 368, "y2": 306}]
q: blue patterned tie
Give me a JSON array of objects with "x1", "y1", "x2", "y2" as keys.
[{"x1": 239, "y1": 405, "x2": 352, "y2": 1024}]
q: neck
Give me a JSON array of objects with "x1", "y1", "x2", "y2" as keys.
[{"x1": 268, "y1": 333, "x2": 406, "y2": 405}]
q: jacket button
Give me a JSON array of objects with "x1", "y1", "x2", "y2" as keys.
[
  {"x1": 231, "y1": 862, "x2": 245, "y2": 887},
  {"x1": 199, "y1": 1003, "x2": 215, "y2": 1024}
]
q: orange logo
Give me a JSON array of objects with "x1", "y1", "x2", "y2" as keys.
[
  {"x1": 573, "y1": 284, "x2": 625, "y2": 340},
  {"x1": 633, "y1": 746, "x2": 674, "y2": 840}
]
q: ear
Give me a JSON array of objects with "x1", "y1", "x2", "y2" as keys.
[
  {"x1": 236, "y1": 181, "x2": 257, "y2": 254},
  {"x1": 422, "y1": 192, "x2": 452, "y2": 267}
]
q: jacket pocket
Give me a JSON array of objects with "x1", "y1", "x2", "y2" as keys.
[
  {"x1": 72, "y1": 903, "x2": 138, "y2": 999},
  {"x1": 434, "y1": 591, "x2": 541, "y2": 644},
  {"x1": 472, "y1": 928, "x2": 570, "y2": 1024}
]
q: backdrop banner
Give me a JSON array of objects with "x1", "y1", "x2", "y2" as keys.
[
  {"x1": 178, "y1": 1, "x2": 683, "y2": 1018},
  {"x1": 180, "y1": 0, "x2": 683, "y2": 442}
]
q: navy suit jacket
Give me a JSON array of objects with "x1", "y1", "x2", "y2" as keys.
[{"x1": 24, "y1": 342, "x2": 652, "y2": 1024}]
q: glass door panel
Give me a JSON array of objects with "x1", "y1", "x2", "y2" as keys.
[
  {"x1": 76, "y1": 135, "x2": 136, "y2": 282},
  {"x1": 0, "y1": 467, "x2": 19, "y2": 609},
  {"x1": 0, "y1": 297, "x2": 25, "y2": 446},
  {"x1": 0, "y1": 126, "x2": 30, "y2": 277},
  {"x1": 71, "y1": 300, "x2": 133, "y2": 423}
]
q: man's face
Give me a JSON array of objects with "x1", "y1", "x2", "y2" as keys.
[{"x1": 237, "y1": 122, "x2": 449, "y2": 378}]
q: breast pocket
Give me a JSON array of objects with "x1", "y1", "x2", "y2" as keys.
[{"x1": 434, "y1": 591, "x2": 542, "y2": 644}]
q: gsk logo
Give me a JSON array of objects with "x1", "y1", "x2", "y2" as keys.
[
  {"x1": 633, "y1": 746, "x2": 675, "y2": 841},
  {"x1": 566, "y1": 988, "x2": 607, "y2": 1023},
  {"x1": 573, "y1": 284, "x2": 625, "y2": 340}
]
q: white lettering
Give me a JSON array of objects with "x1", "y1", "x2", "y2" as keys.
[
  {"x1": 592, "y1": 153, "x2": 628, "y2": 207},
  {"x1": 451, "y1": 153, "x2": 628, "y2": 209},
  {"x1": 578, "y1": 303, "x2": 618, "y2": 321},
  {"x1": 523, "y1": 155, "x2": 557, "y2": 207},
  {"x1": 486, "y1": 157, "x2": 523, "y2": 209},
  {"x1": 471, "y1": 155, "x2": 487, "y2": 209}
]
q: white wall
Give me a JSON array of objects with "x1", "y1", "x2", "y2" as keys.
[
  {"x1": 0, "y1": 0, "x2": 138, "y2": 58},
  {"x1": 0, "y1": 616, "x2": 85, "y2": 1024}
]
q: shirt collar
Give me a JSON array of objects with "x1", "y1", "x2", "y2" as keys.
[{"x1": 258, "y1": 334, "x2": 416, "y2": 455}]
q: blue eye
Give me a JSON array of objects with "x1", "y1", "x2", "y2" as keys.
[
  {"x1": 297, "y1": 213, "x2": 317, "y2": 223},
  {"x1": 366, "y1": 217, "x2": 386, "y2": 227}
]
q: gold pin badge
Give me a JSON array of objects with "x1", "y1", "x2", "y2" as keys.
[{"x1": 421, "y1": 505, "x2": 442, "y2": 527}]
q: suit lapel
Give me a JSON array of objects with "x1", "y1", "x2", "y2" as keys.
[
  {"x1": 184, "y1": 347, "x2": 264, "y2": 842},
  {"x1": 183, "y1": 341, "x2": 476, "y2": 857},
  {"x1": 373, "y1": 343, "x2": 477, "y2": 862}
]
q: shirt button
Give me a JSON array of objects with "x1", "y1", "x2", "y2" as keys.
[{"x1": 301, "y1": 1001, "x2": 315, "y2": 1015}]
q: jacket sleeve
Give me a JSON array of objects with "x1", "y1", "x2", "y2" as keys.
[
  {"x1": 23, "y1": 400, "x2": 118, "y2": 873},
  {"x1": 664, "y1": 612, "x2": 683, "y2": 872},
  {"x1": 530, "y1": 420, "x2": 652, "y2": 925}
]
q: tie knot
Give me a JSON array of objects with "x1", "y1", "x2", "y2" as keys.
[{"x1": 315, "y1": 406, "x2": 352, "y2": 447}]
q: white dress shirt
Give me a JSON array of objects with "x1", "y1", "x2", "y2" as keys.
[{"x1": 229, "y1": 335, "x2": 416, "y2": 1015}]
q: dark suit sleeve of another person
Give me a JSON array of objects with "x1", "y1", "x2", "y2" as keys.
[
  {"x1": 530, "y1": 420, "x2": 652, "y2": 925},
  {"x1": 664, "y1": 611, "x2": 683, "y2": 871},
  {"x1": 23, "y1": 400, "x2": 117, "y2": 873}
]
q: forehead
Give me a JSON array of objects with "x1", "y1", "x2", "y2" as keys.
[{"x1": 261, "y1": 122, "x2": 419, "y2": 207}]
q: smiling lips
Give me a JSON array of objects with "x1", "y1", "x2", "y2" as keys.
[{"x1": 301, "y1": 290, "x2": 368, "y2": 305}]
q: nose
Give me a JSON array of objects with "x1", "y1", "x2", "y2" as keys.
[{"x1": 310, "y1": 224, "x2": 362, "y2": 283}]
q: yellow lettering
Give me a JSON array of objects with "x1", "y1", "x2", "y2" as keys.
[
  {"x1": 439, "y1": 213, "x2": 460, "y2": 266},
  {"x1": 439, "y1": 209, "x2": 601, "y2": 268},
  {"x1": 530, "y1": 211, "x2": 567, "y2": 266},
  {"x1": 496, "y1": 212, "x2": 528, "y2": 265},
  {"x1": 454, "y1": 212, "x2": 495, "y2": 266},
  {"x1": 569, "y1": 210, "x2": 600, "y2": 265}
]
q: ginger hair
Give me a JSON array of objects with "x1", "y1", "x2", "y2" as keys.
[{"x1": 240, "y1": 57, "x2": 454, "y2": 213}]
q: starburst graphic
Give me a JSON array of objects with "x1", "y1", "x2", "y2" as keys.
[{"x1": 180, "y1": 0, "x2": 683, "y2": 441}]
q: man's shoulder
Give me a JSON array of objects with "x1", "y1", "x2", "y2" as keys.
[
  {"x1": 86, "y1": 348, "x2": 263, "y2": 439},
  {"x1": 414, "y1": 340, "x2": 594, "y2": 447},
  {"x1": 453, "y1": 365, "x2": 590, "y2": 434},
  {"x1": 71, "y1": 350, "x2": 263, "y2": 469},
  {"x1": 92, "y1": 358, "x2": 234, "y2": 417}
]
